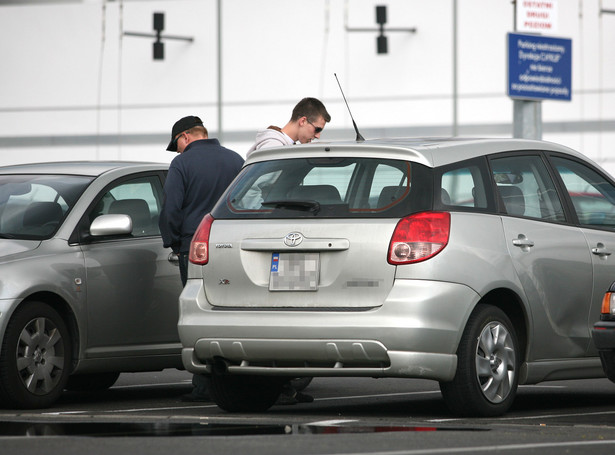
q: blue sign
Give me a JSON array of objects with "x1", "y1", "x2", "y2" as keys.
[{"x1": 508, "y1": 32, "x2": 572, "y2": 101}]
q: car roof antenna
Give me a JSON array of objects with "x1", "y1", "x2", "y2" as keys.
[{"x1": 334, "y1": 73, "x2": 365, "y2": 142}]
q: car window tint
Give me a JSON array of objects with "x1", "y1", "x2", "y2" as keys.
[
  {"x1": 551, "y1": 156, "x2": 615, "y2": 227},
  {"x1": 90, "y1": 175, "x2": 163, "y2": 237},
  {"x1": 490, "y1": 155, "x2": 565, "y2": 222},
  {"x1": 223, "y1": 157, "x2": 425, "y2": 218},
  {"x1": 302, "y1": 162, "x2": 356, "y2": 201},
  {"x1": 234, "y1": 170, "x2": 282, "y2": 209},
  {"x1": 441, "y1": 166, "x2": 487, "y2": 208},
  {"x1": 367, "y1": 164, "x2": 408, "y2": 209},
  {"x1": 0, "y1": 175, "x2": 91, "y2": 239}
]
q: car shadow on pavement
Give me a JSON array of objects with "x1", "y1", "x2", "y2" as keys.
[
  {"x1": 268, "y1": 380, "x2": 615, "y2": 420},
  {"x1": 56, "y1": 384, "x2": 193, "y2": 407},
  {"x1": 510, "y1": 387, "x2": 615, "y2": 414}
]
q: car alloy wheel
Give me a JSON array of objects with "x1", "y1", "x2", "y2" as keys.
[
  {"x1": 475, "y1": 320, "x2": 516, "y2": 404},
  {"x1": 0, "y1": 302, "x2": 71, "y2": 408},
  {"x1": 439, "y1": 304, "x2": 519, "y2": 417}
]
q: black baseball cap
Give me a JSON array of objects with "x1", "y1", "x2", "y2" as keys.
[{"x1": 167, "y1": 115, "x2": 204, "y2": 151}]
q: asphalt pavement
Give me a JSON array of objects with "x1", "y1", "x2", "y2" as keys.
[{"x1": 2, "y1": 370, "x2": 615, "y2": 455}]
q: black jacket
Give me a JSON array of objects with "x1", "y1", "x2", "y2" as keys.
[{"x1": 159, "y1": 138, "x2": 244, "y2": 253}]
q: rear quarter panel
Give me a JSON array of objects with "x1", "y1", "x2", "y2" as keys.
[{"x1": 394, "y1": 212, "x2": 523, "y2": 297}]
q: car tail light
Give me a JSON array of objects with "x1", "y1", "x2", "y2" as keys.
[
  {"x1": 388, "y1": 211, "x2": 450, "y2": 264},
  {"x1": 189, "y1": 213, "x2": 214, "y2": 265},
  {"x1": 601, "y1": 291, "x2": 615, "y2": 316}
]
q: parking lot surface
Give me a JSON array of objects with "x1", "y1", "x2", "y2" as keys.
[{"x1": 1, "y1": 370, "x2": 615, "y2": 454}]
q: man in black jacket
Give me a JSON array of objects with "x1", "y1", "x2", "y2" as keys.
[
  {"x1": 160, "y1": 115, "x2": 244, "y2": 401},
  {"x1": 160, "y1": 115, "x2": 244, "y2": 285}
]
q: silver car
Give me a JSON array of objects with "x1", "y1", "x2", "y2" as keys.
[
  {"x1": 178, "y1": 138, "x2": 615, "y2": 416},
  {"x1": 0, "y1": 161, "x2": 183, "y2": 409}
]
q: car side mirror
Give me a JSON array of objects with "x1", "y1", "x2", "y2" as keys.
[{"x1": 90, "y1": 214, "x2": 133, "y2": 237}]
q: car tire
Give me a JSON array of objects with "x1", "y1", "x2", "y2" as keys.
[
  {"x1": 439, "y1": 304, "x2": 519, "y2": 417},
  {"x1": 209, "y1": 371, "x2": 285, "y2": 412},
  {"x1": 65, "y1": 372, "x2": 121, "y2": 392},
  {"x1": 0, "y1": 301, "x2": 72, "y2": 409},
  {"x1": 290, "y1": 376, "x2": 313, "y2": 392},
  {"x1": 597, "y1": 350, "x2": 615, "y2": 383}
]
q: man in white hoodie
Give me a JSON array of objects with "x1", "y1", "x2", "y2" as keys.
[
  {"x1": 247, "y1": 97, "x2": 331, "y2": 157},
  {"x1": 244, "y1": 98, "x2": 330, "y2": 405}
]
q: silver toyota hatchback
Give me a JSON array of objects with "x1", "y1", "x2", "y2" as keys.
[{"x1": 178, "y1": 138, "x2": 615, "y2": 416}]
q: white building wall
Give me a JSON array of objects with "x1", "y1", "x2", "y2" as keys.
[{"x1": 1, "y1": 0, "x2": 615, "y2": 174}]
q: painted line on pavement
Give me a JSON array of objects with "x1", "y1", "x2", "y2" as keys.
[{"x1": 326, "y1": 439, "x2": 615, "y2": 455}]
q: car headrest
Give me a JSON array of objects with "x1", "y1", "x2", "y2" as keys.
[
  {"x1": 498, "y1": 185, "x2": 525, "y2": 216},
  {"x1": 288, "y1": 185, "x2": 342, "y2": 204},
  {"x1": 23, "y1": 201, "x2": 63, "y2": 227},
  {"x1": 109, "y1": 199, "x2": 151, "y2": 228},
  {"x1": 377, "y1": 186, "x2": 408, "y2": 207}
]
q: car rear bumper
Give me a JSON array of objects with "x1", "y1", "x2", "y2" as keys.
[
  {"x1": 181, "y1": 345, "x2": 457, "y2": 381},
  {"x1": 592, "y1": 321, "x2": 615, "y2": 382},
  {"x1": 178, "y1": 278, "x2": 481, "y2": 382}
]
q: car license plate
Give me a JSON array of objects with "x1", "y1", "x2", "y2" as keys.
[{"x1": 269, "y1": 252, "x2": 319, "y2": 291}]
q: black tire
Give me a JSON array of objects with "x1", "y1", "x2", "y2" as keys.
[
  {"x1": 439, "y1": 304, "x2": 519, "y2": 417},
  {"x1": 210, "y1": 372, "x2": 285, "y2": 412},
  {"x1": 598, "y1": 351, "x2": 615, "y2": 384},
  {"x1": 290, "y1": 376, "x2": 313, "y2": 392},
  {"x1": 0, "y1": 301, "x2": 72, "y2": 409},
  {"x1": 65, "y1": 372, "x2": 120, "y2": 392}
]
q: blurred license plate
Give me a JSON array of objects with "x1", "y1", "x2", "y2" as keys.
[{"x1": 269, "y1": 252, "x2": 319, "y2": 291}]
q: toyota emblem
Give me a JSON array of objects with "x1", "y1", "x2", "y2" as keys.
[{"x1": 284, "y1": 232, "x2": 304, "y2": 247}]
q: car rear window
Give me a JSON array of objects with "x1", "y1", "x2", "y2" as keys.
[{"x1": 213, "y1": 157, "x2": 432, "y2": 219}]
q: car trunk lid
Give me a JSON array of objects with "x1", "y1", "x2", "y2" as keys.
[{"x1": 203, "y1": 219, "x2": 397, "y2": 309}]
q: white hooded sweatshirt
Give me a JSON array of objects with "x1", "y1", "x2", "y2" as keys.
[{"x1": 246, "y1": 126, "x2": 294, "y2": 158}]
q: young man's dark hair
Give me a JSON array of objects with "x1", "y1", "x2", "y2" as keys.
[{"x1": 290, "y1": 97, "x2": 332, "y2": 123}]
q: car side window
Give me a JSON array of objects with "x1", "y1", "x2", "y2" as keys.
[
  {"x1": 89, "y1": 175, "x2": 163, "y2": 237},
  {"x1": 551, "y1": 156, "x2": 615, "y2": 228},
  {"x1": 490, "y1": 155, "x2": 565, "y2": 222},
  {"x1": 440, "y1": 165, "x2": 487, "y2": 209}
]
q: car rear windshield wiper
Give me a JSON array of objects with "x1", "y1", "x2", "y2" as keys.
[{"x1": 261, "y1": 199, "x2": 321, "y2": 214}]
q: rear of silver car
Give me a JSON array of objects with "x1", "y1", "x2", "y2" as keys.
[
  {"x1": 178, "y1": 142, "x2": 516, "y2": 413},
  {"x1": 180, "y1": 138, "x2": 615, "y2": 416},
  {"x1": 180, "y1": 216, "x2": 481, "y2": 375}
]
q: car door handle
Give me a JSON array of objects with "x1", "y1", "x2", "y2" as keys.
[
  {"x1": 591, "y1": 244, "x2": 612, "y2": 257},
  {"x1": 512, "y1": 235, "x2": 534, "y2": 249}
]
